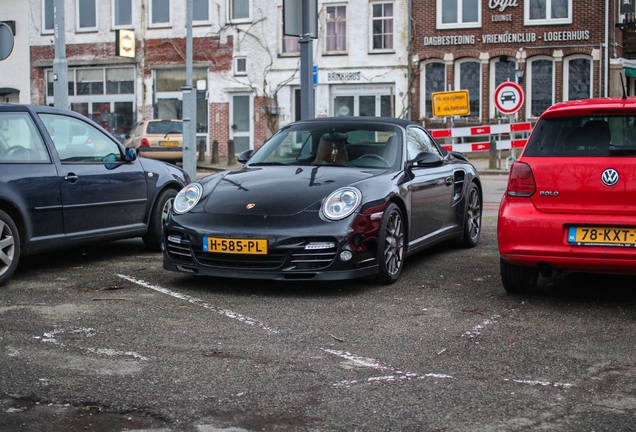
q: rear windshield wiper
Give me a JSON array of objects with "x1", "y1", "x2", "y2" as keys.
[{"x1": 609, "y1": 145, "x2": 636, "y2": 155}]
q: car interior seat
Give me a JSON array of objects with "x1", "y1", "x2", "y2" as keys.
[
  {"x1": 383, "y1": 135, "x2": 398, "y2": 166},
  {"x1": 566, "y1": 120, "x2": 611, "y2": 154},
  {"x1": 313, "y1": 135, "x2": 348, "y2": 165}
]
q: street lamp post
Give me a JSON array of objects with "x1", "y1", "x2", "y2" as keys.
[{"x1": 515, "y1": 66, "x2": 524, "y2": 85}]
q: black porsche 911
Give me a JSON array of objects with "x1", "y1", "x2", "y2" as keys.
[{"x1": 163, "y1": 117, "x2": 482, "y2": 284}]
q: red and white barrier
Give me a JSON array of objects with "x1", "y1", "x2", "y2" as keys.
[{"x1": 430, "y1": 122, "x2": 532, "y2": 153}]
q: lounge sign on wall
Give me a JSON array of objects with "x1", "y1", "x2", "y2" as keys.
[{"x1": 489, "y1": 0, "x2": 518, "y2": 21}]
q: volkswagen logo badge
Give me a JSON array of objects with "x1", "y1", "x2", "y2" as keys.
[{"x1": 601, "y1": 168, "x2": 619, "y2": 187}]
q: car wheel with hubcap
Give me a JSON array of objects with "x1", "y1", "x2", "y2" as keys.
[
  {"x1": 143, "y1": 188, "x2": 177, "y2": 251},
  {"x1": 0, "y1": 210, "x2": 20, "y2": 287},
  {"x1": 460, "y1": 182, "x2": 482, "y2": 248},
  {"x1": 500, "y1": 258, "x2": 539, "y2": 294},
  {"x1": 375, "y1": 203, "x2": 405, "y2": 285}
]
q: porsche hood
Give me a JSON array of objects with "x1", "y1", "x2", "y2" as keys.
[{"x1": 201, "y1": 166, "x2": 378, "y2": 216}]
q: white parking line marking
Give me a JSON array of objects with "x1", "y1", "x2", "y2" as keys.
[
  {"x1": 462, "y1": 315, "x2": 500, "y2": 339},
  {"x1": 33, "y1": 327, "x2": 148, "y2": 360},
  {"x1": 82, "y1": 347, "x2": 148, "y2": 361},
  {"x1": 506, "y1": 379, "x2": 574, "y2": 389},
  {"x1": 117, "y1": 274, "x2": 279, "y2": 334},
  {"x1": 323, "y1": 348, "x2": 453, "y2": 387}
]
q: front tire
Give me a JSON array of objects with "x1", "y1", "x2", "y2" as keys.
[
  {"x1": 375, "y1": 203, "x2": 405, "y2": 285},
  {"x1": 143, "y1": 189, "x2": 177, "y2": 251},
  {"x1": 0, "y1": 210, "x2": 20, "y2": 287},
  {"x1": 500, "y1": 259, "x2": 539, "y2": 294},
  {"x1": 460, "y1": 182, "x2": 482, "y2": 248}
]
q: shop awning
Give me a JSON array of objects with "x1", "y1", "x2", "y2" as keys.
[
  {"x1": 0, "y1": 87, "x2": 18, "y2": 96},
  {"x1": 626, "y1": 68, "x2": 636, "y2": 78}
]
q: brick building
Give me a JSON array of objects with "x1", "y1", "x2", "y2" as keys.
[{"x1": 410, "y1": 0, "x2": 627, "y2": 127}]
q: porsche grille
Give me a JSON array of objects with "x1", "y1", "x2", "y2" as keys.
[{"x1": 166, "y1": 238, "x2": 338, "y2": 271}]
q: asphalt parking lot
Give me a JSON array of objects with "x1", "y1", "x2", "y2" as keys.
[{"x1": 2, "y1": 172, "x2": 636, "y2": 431}]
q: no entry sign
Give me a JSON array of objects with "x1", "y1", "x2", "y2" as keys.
[{"x1": 493, "y1": 81, "x2": 524, "y2": 115}]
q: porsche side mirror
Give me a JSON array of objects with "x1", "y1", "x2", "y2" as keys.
[
  {"x1": 125, "y1": 147, "x2": 137, "y2": 162},
  {"x1": 451, "y1": 151, "x2": 469, "y2": 162},
  {"x1": 408, "y1": 151, "x2": 444, "y2": 168},
  {"x1": 238, "y1": 149, "x2": 255, "y2": 163}
]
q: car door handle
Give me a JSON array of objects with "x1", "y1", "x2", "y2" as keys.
[
  {"x1": 64, "y1": 173, "x2": 79, "y2": 184},
  {"x1": 445, "y1": 176, "x2": 453, "y2": 186}
]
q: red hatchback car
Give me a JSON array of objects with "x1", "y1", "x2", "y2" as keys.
[{"x1": 498, "y1": 97, "x2": 636, "y2": 293}]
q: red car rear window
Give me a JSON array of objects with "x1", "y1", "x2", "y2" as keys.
[{"x1": 524, "y1": 115, "x2": 636, "y2": 157}]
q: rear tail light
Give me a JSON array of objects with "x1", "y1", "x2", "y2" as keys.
[
  {"x1": 140, "y1": 138, "x2": 150, "y2": 147},
  {"x1": 507, "y1": 162, "x2": 536, "y2": 197}
]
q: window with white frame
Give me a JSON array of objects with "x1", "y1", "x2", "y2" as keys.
[
  {"x1": 455, "y1": 59, "x2": 481, "y2": 119},
  {"x1": 113, "y1": 0, "x2": 132, "y2": 28},
  {"x1": 235, "y1": 57, "x2": 247, "y2": 75},
  {"x1": 229, "y1": 0, "x2": 250, "y2": 22},
  {"x1": 436, "y1": 0, "x2": 480, "y2": 29},
  {"x1": 193, "y1": 0, "x2": 210, "y2": 23},
  {"x1": 528, "y1": 57, "x2": 554, "y2": 117},
  {"x1": 42, "y1": 0, "x2": 54, "y2": 33},
  {"x1": 326, "y1": 5, "x2": 346, "y2": 53},
  {"x1": 150, "y1": 0, "x2": 171, "y2": 27},
  {"x1": 280, "y1": 6, "x2": 300, "y2": 55},
  {"x1": 282, "y1": 35, "x2": 300, "y2": 54},
  {"x1": 420, "y1": 61, "x2": 446, "y2": 118},
  {"x1": 371, "y1": 2, "x2": 393, "y2": 51},
  {"x1": 77, "y1": 0, "x2": 97, "y2": 31},
  {"x1": 564, "y1": 56, "x2": 592, "y2": 101},
  {"x1": 525, "y1": 0, "x2": 571, "y2": 25}
]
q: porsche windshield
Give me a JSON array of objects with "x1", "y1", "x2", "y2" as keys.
[{"x1": 248, "y1": 123, "x2": 403, "y2": 169}]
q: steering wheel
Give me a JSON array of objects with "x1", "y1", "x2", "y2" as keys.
[
  {"x1": 0, "y1": 145, "x2": 30, "y2": 161},
  {"x1": 357, "y1": 153, "x2": 391, "y2": 167}
]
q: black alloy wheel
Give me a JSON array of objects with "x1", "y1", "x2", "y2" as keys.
[
  {"x1": 461, "y1": 182, "x2": 482, "y2": 248},
  {"x1": 0, "y1": 210, "x2": 20, "y2": 287},
  {"x1": 375, "y1": 203, "x2": 405, "y2": 285}
]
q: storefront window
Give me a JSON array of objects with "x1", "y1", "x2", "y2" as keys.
[
  {"x1": 106, "y1": 68, "x2": 134, "y2": 94},
  {"x1": 529, "y1": 58, "x2": 554, "y2": 117},
  {"x1": 77, "y1": 69, "x2": 104, "y2": 95},
  {"x1": 155, "y1": 68, "x2": 207, "y2": 92},
  {"x1": 566, "y1": 57, "x2": 591, "y2": 101}
]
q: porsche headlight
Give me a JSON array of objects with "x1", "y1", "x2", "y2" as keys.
[
  {"x1": 322, "y1": 187, "x2": 361, "y2": 221},
  {"x1": 173, "y1": 183, "x2": 202, "y2": 214}
]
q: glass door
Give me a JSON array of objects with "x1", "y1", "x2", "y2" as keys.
[{"x1": 231, "y1": 95, "x2": 252, "y2": 154}]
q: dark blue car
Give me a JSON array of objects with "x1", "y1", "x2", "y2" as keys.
[{"x1": 0, "y1": 104, "x2": 190, "y2": 286}]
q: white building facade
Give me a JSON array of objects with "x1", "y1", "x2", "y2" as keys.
[
  {"x1": 0, "y1": 2, "x2": 31, "y2": 104},
  {"x1": 8, "y1": 0, "x2": 409, "y2": 156}
]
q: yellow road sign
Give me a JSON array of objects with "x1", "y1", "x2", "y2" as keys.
[{"x1": 431, "y1": 90, "x2": 470, "y2": 117}]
